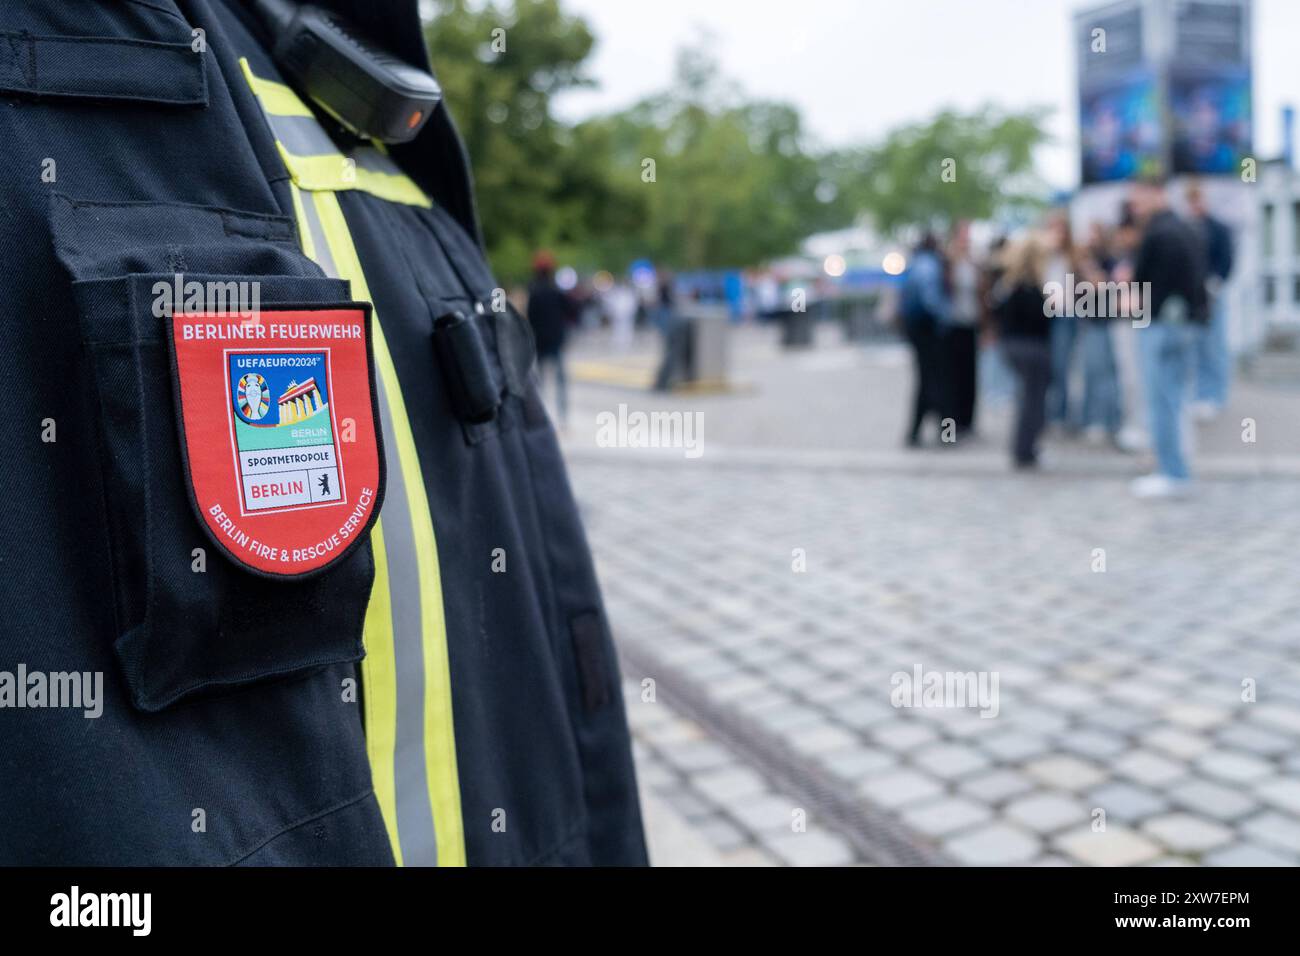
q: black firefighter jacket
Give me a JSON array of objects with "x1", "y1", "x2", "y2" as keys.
[{"x1": 0, "y1": 0, "x2": 647, "y2": 866}]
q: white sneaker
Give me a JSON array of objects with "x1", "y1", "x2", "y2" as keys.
[
  {"x1": 1115, "y1": 427, "x2": 1147, "y2": 454},
  {"x1": 1191, "y1": 401, "x2": 1221, "y2": 424},
  {"x1": 1083, "y1": 424, "x2": 1108, "y2": 445},
  {"x1": 1130, "y1": 473, "x2": 1190, "y2": 499}
]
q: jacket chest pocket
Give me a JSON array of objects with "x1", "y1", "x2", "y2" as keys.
[{"x1": 55, "y1": 196, "x2": 386, "y2": 711}]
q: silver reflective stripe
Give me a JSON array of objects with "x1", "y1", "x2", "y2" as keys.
[
  {"x1": 371, "y1": 378, "x2": 438, "y2": 867},
  {"x1": 267, "y1": 111, "x2": 339, "y2": 158},
  {"x1": 268, "y1": 114, "x2": 406, "y2": 179},
  {"x1": 353, "y1": 147, "x2": 405, "y2": 177},
  {"x1": 299, "y1": 193, "x2": 336, "y2": 276},
  {"x1": 298, "y1": 191, "x2": 440, "y2": 866}
]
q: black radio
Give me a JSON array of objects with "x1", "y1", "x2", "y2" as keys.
[{"x1": 251, "y1": 0, "x2": 442, "y2": 144}]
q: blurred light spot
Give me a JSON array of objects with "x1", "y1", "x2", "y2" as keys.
[
  {"x1": 631, "y1": 260, "x2": 657, "y2": 288},
  {"x1": 882, "y1": 252, "x2": 907, "y2": 276},
  {"x1": 823, "y1": 254, "x2": 846, "y2": 278}
]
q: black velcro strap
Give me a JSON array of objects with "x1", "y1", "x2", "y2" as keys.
[
  {"x1": 570, "y1": 611, "x2": 612, "y2": 713},
  {"x1": 433, "y1": 310, "x2": 501, "y2": 424},
  {"x1": 0, "y1": 31, "x2": 208, "y2": 106}
]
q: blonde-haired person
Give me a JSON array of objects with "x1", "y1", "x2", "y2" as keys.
[
  {"x1": 991, "y1": 238, "x2": 1053, "y2": 469},
  {"x1": 1043, "y1": 211, "x2": 1084, "y2": 432}
]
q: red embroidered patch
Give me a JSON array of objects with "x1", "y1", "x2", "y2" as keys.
[{"x1": 168, "y1": 305, "x2": 384, "y2": 577}]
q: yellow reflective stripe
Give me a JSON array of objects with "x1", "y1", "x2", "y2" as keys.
[
  {"x1": 285, "y1": 179, "x2": 403, "y2": 866},
  {"x1": 351, "y1": 168, "x2": 430, "y2": 208},
  {"x1": 277, "y1": 145, "x2": 354, "y2": 190},
  {"x1": 288, "y1": 183, "x2": 316, "y2": 261},
  {"x1": 239, "y1": 58, "x2": 431, "y2": 208},
  {"x1": 346, "y1": 167, "x2": 431, "y2": 208},
  {"x1": 277, "y1": 145, "x2": 432, "y2": 207},
  {"x1": 361, "y1": 522, "x2": 403, "y2": 865},
  {"x1": 238, "y1": 56, "x2": 313, "y2": 117},
  {"x1": 310, "y1": 189, "x2": 466, "y2": 867}
]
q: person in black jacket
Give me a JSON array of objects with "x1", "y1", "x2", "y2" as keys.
[
  {"x1": 991, "y1": 237, "x2": 1052, "y2": 468},
  {"x1": 526, "y1": 251, "x2": 573, "y2": 426},
  {"x1": 945, "y1": 222, "x2": 981, "y2": 437},
  {"x1": 1129, "y1": 178, "x2": 1209, "y2": 498},
  {"x1": 1185, "y1": 182, "x2": 1235, "y2": 419},
  {"x1": 899, "y1": 233, "x2": 950, "y2": 446}
]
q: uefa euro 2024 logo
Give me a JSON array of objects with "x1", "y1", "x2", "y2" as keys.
[
  {"x1": 237, "y1": 372, "x2": 270, "y2": 421},
  {"x1": 227, "y1": 352, "x2": 341, "y2": 513}
]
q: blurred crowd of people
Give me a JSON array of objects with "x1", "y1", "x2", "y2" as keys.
[{"x1": 899, "y1": 177, "x2": 1234, "y2": 499}]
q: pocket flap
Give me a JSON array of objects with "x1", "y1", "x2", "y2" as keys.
[{"x1": 0, "y1": 31, "x2": 207, "y2": 106}]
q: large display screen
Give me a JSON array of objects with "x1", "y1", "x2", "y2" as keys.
[
  {"x1": 1075, "y1": 0, "x2": 1252, "y2": 183},
  {"x1": 1080, "y1": 67, "x2": 1164, "y2": 184},
  {"x1": 1169, "y1": 66, "x2": 1252, "y2": 174}
]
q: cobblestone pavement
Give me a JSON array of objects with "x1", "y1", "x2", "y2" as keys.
[
  {"x1": 629, "y1": 687, "x2": 857, "y2": 866},
  {"x1": 562, "y1": 330, "x2": 1300, "y2": 865},
  {"x1": 580, "y1": 459, "x2": 1300, "y2": 866}
]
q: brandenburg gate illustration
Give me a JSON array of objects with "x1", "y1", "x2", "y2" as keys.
[{"x1": 277, "y1": 377, "x2": 325, "y2": 425}]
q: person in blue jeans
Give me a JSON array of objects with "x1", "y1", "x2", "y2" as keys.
[
  {"x1": 1043, "y1": 212, "x2": 1084, "y2": 432},
  {"x1": 1129, "y1": 179, "x2": 1209, "y2": 498},
  {"x1": 1138, "y1": 319, "x2": 1201, "y2": 483},
  {"x1": 1185, "y1": 182, "x2": 1234, "y2": 419},
  {"x1": 1082, "y1": 320, "x2": 1122, "y2": 437},
  {"x1": 1080, "y1": 222, "x2": 1123, "y2": 442}
]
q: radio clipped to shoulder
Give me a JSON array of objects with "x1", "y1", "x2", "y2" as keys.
[{"x1": 251, "y1": 0, "x2": 442, "y2": 144}]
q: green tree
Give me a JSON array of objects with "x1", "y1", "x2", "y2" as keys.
[
  {"x1": 424, "y1": 0, "x2": 637, "y2": 280},
  {"x1": 831, "y1": 107, "x2": 1051, "y2": 236},
  {"x1": 424, "y1": 2, "x2": 1051, "y2": 276},
  {"x1": 582, "y1": 42, "x2": 848, "y2": 272}
]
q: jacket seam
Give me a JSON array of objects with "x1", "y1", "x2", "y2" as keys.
[
  {"x1": 523, "y1": 818, "x2": 589, "y2": 867},
  {"x1": 226, "y1": 789, "x2": 380, "y2": 865},
  {"x1": 123, "y1": 0, "x2": 191, "y2": 26}
]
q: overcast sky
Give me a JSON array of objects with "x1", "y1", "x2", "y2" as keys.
[{"x1": 552, "y1": 0, "x2": 1295, "y2": 190}]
